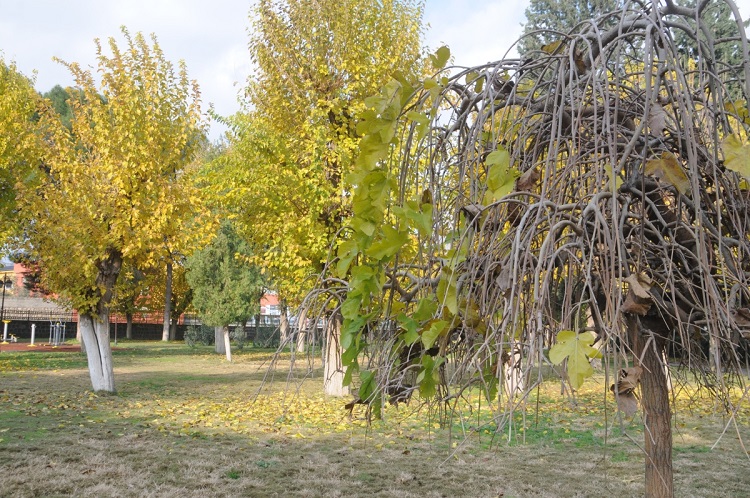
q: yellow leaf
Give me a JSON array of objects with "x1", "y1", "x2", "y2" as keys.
[
  {"x1": 722, "y1": 134, "x2": 750, "y2": 180},
  {"x1": 644, "y1": 151, "x2": 690, "y2": 194}
]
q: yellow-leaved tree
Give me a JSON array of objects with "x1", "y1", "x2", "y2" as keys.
[
  {"x1": 0, "y1": 59, "x2": 48, "y2": 243},
  {"x1": 213, "y1": 0, "x2": 426, "y2": 396},
  {"x1": 19, "y1": 28, "x2": 208, "y2": 392}
]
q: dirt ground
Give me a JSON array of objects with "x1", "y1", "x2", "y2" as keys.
[{"x1": 0, "y1": 342, "x2": 82, "y2": 353}]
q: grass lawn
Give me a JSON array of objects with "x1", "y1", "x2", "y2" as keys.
[{"x1": 0, "y1": 341, "x2": 748, "y2": 497}]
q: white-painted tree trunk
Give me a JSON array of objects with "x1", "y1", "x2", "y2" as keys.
[
  {"x1": 215, "y1": 326, "x2": 225, "y2": 353},
  {"x1": 76, "y1": 320, "x2": 86, "y2": 353},
  {"x1": 503, "y1": 346, "x2": 524, "y2": 398},
  {"x1": 79, "y1": 313, "x2": 116, "y2": 393},
  {"x1": 323, "y1": 314, "x2": 349, "y2": 397},
  {"x1": 223, "y1": 326, "x2": 232, "y2": 362},
  {"x1": 279, "y1": 304, "x2": 289, "y2": 348},
  {"x1": 296, "y1": 308, "x2": 307, "y2": 353},
  {"x1": 162, "y1": 261, "x2": 173, "y2": 342},
  {"x1": 214, "y1": 325, "x2": 231, "y2": 362}
]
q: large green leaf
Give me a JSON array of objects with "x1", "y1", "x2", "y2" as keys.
[
  {"x1": 430, "y1": 45, "x2": 450, "y2": 70},
  {"x1": 365, "y1": 225, "x2": 408, "y2": 261},
  {"x1": 484, "y1": 147, "x2": 519, "y2": 203},
  {"x1": 397, "y1": 313, "x2": 419, "y2": 345},
  {"x1": 421, "y1": 319, "x2": 448, "y2": 349},
  {"x1": 358, "y1": 369, "x2": 377, "y2": 403},
  {"x1": 436, "y1": 267, "x2": 458, "y2": 316},
  {"x1": 413, "y1": 297, "x2": 438, "y2": 322},
  {"x1": 549, "y1": 330, "x2": 601, "y2": 389}
]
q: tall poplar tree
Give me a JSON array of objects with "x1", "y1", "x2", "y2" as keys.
[{"x1": 216, "y1": 0, "x2": 426, "y2": 396}]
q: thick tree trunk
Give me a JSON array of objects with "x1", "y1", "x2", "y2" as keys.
[
  {"x1": 214, "y1": 325, "x2": 232, "y2": 361},
  {"x1": 162, "y1": 261, "x2": 173, "y2": 341},
  {"x1": 215, "y1": 326, "x2": 226, "y2": 354},
  {"x1": 323, "y1": 313, "x2": 349, "y2": 397},
  {"x1": 627, "y1": 316, "x2": 673, "y2": 498},
  {"x1": 125, "y1": 312, "x2": 133, "y2": 340},
  {"x1": 79, "y1": 312, "x2": 116, "y2": 393}
]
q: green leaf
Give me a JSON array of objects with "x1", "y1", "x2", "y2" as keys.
[
  {"x1": 335, "y1": 239, "x2": 359, "y2": 277},
  {"x1": 397, "y1": 313, "x2": 419, "y2": 345},
  {"x1": 413, "y1": 297, "x2": 438, "y2": 322},
  {"x1": 436, "y1": 267, "x2": 458, "y2": 316},
  {"x1": 365, "y1": 225, "x2": 408, "y2": 261},
  {"x1": 549, "y1": 330, "x2": 601, "y2": 389},
  {"x1": 393, "y1": 200, "x2": 432, "y2": 238},
  {"x1": 722, "y1": 134, "x2": 750, "y2": 180},
  {"x1": 350, "y1": 217, "x2": 376, "y2": 237},
  {"x1": 430, "y1": 45, "x2": 451, "y2": 69},
  {"x1": 359, "y1": 369, "x2": 377, "y2": 403},
  {"x1": 485, "y1": 147, "x2": 519, "y2": 201},
  {"x1": 341, "y1": 316, "x2": 366, "y2": 350},
  {"x1": 417, "y1": 355, "x2": 444, "y2": 398},
  {"x1": 341, "y1": 293, "x2": 363, "y2": 321},
  {"x1": 421, "y1": 319, "x2": 448, "y2": 349}
]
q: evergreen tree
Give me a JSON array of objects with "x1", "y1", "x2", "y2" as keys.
[
  {"x1": 42, "y1": 85, "x2": 75, "y2": 130},
  {"x1": 519, "y1": 0, "x2": 621, "y2": 54},
  {"x1": 672, "y1": 0, "x2": 749, "y2": 69},
  {"x1": 186, "y1": 222, "x2": 265, "y2": 361}
]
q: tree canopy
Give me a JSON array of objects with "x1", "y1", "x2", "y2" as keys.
[
  {"x1": 214, "y1": 0, "x2": 426, "y2": 302},
  {"x1": 186, "y1": 221, "x2": 264, "y2": 329},
  {"x1": 0, "y1": 60, "x2": 46, "y2": 244},
  {"x1": 519, "y1": 0, "x2": 622, "y2": 53}
]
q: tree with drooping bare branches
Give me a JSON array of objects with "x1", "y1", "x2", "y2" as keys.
[{"x1": 304, "y1": 1, "x2": 750, "y2": 496}]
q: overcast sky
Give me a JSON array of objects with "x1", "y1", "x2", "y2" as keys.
[
  {"x1": 0, "y1": 1, "x2": 527, "y2": 140},
  {"x1": 2, "y1": 0, "x2": 750, "y2": 140}
]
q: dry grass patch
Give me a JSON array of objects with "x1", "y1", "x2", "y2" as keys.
[{"x1": 0, "y1": 343, "x2": 748, "y2": 497}]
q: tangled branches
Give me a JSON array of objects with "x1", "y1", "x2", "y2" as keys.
[{"x1": 303, "y1": 1, "x2": 750, "y2": 426}]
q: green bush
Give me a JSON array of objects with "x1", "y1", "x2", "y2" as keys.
[
  {"x1": 231, "y1": 326, "x2": 248, "y2": 350},
  {"x1": 184, "y1": 325, "x2": 214, "y2": 347}
]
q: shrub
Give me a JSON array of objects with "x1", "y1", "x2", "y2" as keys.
[
  {"x1": 231, "y1": 326, "x2": 248, "y2": 350},
  {"x1": 184, "y1": 325, "x2": 214, "y2": 347}
]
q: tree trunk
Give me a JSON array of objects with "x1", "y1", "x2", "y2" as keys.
[
  {"x1": 169, "y1": 322, "x2": 177, "y2": 341},
  {"x1": 162, "y1": 261, "x2": 173, "y2": 341},
  {"x1": 215, "y1": 326, "x2": 226, "y2": 354},
  {"x1": 279, "y1": 303, "x2": 290, "y2": 348},
  {"x1": 296, "y1": 308, "x2": 307, "y2": 353},
  {"x1": 79, "y1": 312, "x2": 116, "y2": 393},
  {"x1": 76, "y1": 320, "x2": 86, "y2": 353},
  {"x1": 223, "y1": 325, "x2": 232, "y2": 362},
  {"x1": 627, "y1": 316, "x2": 673, "y2": 498},
  {"x1": 503, "y1": 345, "x2": 524, "y2": 398},
  {"x1": 125, "y1": 312, "x2": 133, "y2": 340},
  {"x1": 323, "y1": 313, "x2": 349, "y2": 397}
]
